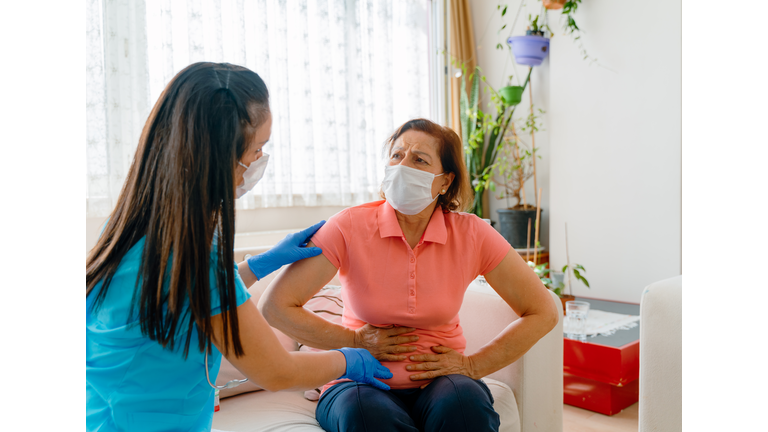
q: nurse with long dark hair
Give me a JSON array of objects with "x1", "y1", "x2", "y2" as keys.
[{"x1": 86, "y1": 62, "x2": 391, "y2": 432}]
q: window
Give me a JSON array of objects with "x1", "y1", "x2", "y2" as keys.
[{"x1": 86, "y1": 0, "x2": 440, "y2": 217}]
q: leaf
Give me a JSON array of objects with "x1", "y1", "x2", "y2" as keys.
[
  {"x1": 573, "y1": 269, "x2": 581, "y2": 279},
  {"x1": 562, "y1": 264, "x2": 568, "y2": 273},
  {"x1": 502, "y1": 5, "x2": 507, "y2": 16},
  {"x1": 496, "y1": 43, "x2": 503, "y2": 50},
  {"x1": 575, "y1": 264, "x2": 586, "y2": 272}
]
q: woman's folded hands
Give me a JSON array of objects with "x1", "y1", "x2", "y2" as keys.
[{"x1": 406, "y1": 346, "x2": 477, "y2": 388}]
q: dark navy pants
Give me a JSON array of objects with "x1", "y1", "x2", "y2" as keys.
[{"x1": 315, "y1": 374, "x2": 500, "y2": 432}]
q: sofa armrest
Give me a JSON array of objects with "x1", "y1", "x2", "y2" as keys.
[
  {"x1": 639, "y1": 275, "x2": 682, "y2": 432},
  {"x1": 460, "y1": 287, "x2": 563, "y2": 431}
]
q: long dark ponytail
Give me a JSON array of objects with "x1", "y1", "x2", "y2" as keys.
[{"x1": 86, "y1": 62, "x2": 269, "y2": 358}]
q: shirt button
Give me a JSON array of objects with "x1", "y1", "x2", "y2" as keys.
[
  {"x1": 409, "y1": 308, "x2": 415, "y2": 313},
  {"x1": 410, "y1": 273, "x2": 415, "y2": 279},
  {"x1": 410, "y1": 257, "x2": 415, "y2": 263},
  {"x1": 410, "y1": 290, "x2": 415, "y2": 296}
]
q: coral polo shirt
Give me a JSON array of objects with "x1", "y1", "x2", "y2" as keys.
[{"x1": 311, "y1": 200, "x2": 511, "y2": 390}]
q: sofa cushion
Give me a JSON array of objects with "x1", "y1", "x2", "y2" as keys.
[
  {"x1": 217, "y1": 325, "x2": 299, "y2": 399},
  {"x1": 211, "y1": 377, "x2": 519, "y2": 432}
]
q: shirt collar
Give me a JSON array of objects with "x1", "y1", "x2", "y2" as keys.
[{"x1": 377, "y1": 201, "x2": 448, "y2": 245}]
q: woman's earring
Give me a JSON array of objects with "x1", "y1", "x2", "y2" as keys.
[{"x1": 441, "y1": 189, "x2": 446, "y2": 194}]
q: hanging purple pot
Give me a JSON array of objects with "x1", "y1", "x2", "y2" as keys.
[{"x1": 507, "y1": 35, "x2": 550, "y2": 66}]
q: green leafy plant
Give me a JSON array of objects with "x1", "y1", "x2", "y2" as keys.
[
  {"x1": 491, "y1": 95, "x2": 545, "y2": 207},
  {"x1": 560, "y1": 0, "x2": 596, "y2": 64},
  {"x1": 456, "y1": 62, "x2": 533, "y2": 218},
  {"x1": 563, "y1": 263, "x2": 589, "y2": 286},
  {"x1": 528, "y1": 262, "x2": 589, "y2": 298},
  {"x1": 527, "y1": 13, "x2": 552, "y2": 35},
  {"x1": 495, "y1": 1, "x2": 597, "y2": 65}
]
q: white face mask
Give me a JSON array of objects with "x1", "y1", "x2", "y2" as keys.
[
  {"x1": 381, "y1": 164, "x2": 445, "y2": 215},
  {"x1": 236, "y1": 153, "x2": 269, "y2": 199}
]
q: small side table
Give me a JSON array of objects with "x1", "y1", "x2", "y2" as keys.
[
  {"x1": 563, "y1": 297, "x2": 640, "y2": 416},
  {"x1": 515, "y1": 248, "x2": 549, "y2": 265}
]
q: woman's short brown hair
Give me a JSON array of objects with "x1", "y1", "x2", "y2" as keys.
[{"x1": 381, "y1": 118, "x2": 473, "y2": 213}]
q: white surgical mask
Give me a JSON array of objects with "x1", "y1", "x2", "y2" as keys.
[
  {"x1": 381, "y1": 164, "x2": 445, "y2": 215},
  {"x1": 236, "y1": 153, "x2": 269, "y2": 199}
]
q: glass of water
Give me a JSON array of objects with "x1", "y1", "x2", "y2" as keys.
[{"x1": 565, "y1": 301, "x2": 590, "y2": 342}]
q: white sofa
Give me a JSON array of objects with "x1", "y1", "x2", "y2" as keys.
[
  {"x1": 639, "y1": 275, "x2": 682, "y2": 432},
  {"x1": 213, "y1": 249, "x2": 564, "y2": 432}
]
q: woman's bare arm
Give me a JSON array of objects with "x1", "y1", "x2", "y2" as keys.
[
  {"x1": 210, "y1": 297, "x2": 346, "y2": 392},
  {"x1": 466, "y1": 249, "x2": 560, "y2": 377},
  {"x1": 259, "y1": 241, "x2": 419, "y2": 361},
  {"x1": 258, "y1": 243, "x2": 357, "y2": 349}
]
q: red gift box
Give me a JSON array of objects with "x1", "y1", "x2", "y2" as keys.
[{"x1": 563, "y1": 338, "x2": 639, "y2": 415}]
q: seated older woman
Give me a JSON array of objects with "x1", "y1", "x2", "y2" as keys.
[{"x1": 260, "y1": 118, "x2": 559, "y2": 432}]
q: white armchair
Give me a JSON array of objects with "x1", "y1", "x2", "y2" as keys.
[
  {"x1": 639, "y1": 275, "x2": 682, "y2": 432},
  {"x1": 213, "y1": 249, "x2": 563, "y2": 432}
]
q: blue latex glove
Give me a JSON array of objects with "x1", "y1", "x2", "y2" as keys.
[
  {"x1": 246, "y1": 220, "x2": 326, "y2": 281},
  {"x1": 334, "y1": 347, "x2": 393, "y2": 391}
]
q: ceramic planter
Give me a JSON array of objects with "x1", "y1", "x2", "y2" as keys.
[
  {"x1": 496, "y1": 208, "x2": 543, "y2": 249},
  {"x1": 507, "y1": 35, "x2": 550, "y2": 66},
  {"x1": 543, "y1": 0, "x2": 567, "y2": 10},
  {"x1": 499, "y1": 86, "x2": 524, "y2": 106}
]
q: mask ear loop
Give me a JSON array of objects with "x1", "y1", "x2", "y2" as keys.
[{"x1": 432, "y1": 173, "x2": 448, "y2": 200}]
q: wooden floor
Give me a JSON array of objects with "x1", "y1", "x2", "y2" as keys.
[{"x1": 563, "y1": 402, "x2": 638, "y2": 432}]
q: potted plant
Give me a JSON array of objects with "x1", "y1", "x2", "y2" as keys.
[
  {"x1": 507, "y1": 14, "x2": 551, "y2": 66},
  {"x1": 543, "y1": 0, "x2": 567, "y2": 10},
  {"x1": 530, "y1": 261, "x2": 590, "y2": 314},
  {"x1": 492, "y1": 99, "x2": 545, "y2": 249},
  {"x1": 493, "y1": 120, "x2": 539, "y2": 248},
  {"x1": 456, "y1": 63, "x2": 533, "y2": 219}
]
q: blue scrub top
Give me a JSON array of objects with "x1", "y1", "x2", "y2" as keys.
[{"x1": 86, "y1": 237, "x2": 251, "y2": 432}]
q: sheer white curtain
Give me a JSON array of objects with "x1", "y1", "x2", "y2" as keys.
[{"x1": 86, "y1": 0, "x2": 433, "y2": 217}]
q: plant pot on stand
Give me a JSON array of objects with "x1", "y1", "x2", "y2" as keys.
[
  {"x1": 496, "y1": 207, "x2": 544, "y2": 250},
  {"x1": 507, "y1": 31, "x2": 551, "y2": 66}
]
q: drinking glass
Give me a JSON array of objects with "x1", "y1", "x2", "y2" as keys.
[{"x1": 565, "y1": 301, "x2": 590, "y2": 342}]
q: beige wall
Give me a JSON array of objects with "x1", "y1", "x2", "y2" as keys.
[{"x1": 547, "y1": 0, "x2": 681, "y2": 303}]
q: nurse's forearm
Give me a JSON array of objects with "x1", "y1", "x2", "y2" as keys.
[
  {"x1": 262, "y1": 302, "x2": 357, "y2": 350},
  {"x1": 467, "y1": 312, "x2": 556, "y2": 379},
  {"x1": 269, "y1": 350, "x2": 347, "y2": 391},
  {"x1": 237, "y1": 261, "x2": 259, "y2": 287}
]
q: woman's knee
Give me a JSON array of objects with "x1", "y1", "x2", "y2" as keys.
[
  {"x1": 414, "y1": 375, "x2": 499, "y2": 432},
  {"x1": 428, "y1": 375, "x2": 495, "y2": 406}
]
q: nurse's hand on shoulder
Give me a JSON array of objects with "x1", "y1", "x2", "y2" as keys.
[
  {"x1": 334, "y1": 347, "x2": 393, "y2": 391},
  {"x1": 247, "y1": 220, "x2": 326, "y2": 281}
]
